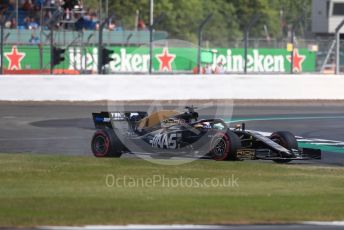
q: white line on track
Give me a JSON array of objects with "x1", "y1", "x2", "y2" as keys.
[
  {"x1": 303, "y1": 221, "x2": 344, "y2": 226},
  {"x1": 306, "y1": 143, "x2": 344, "y2": 146},
  {"x1": 38, "y1": 222, "x2": 344, "y2": 230},
  {"x1": 39, "y1": 225, "x2": 226, "y2": 230},
  {"x1": 0, "y1": 137, "x2": 87, "y2": 141},
  {"x1": 299, "y1": 138, "x2": 343, "y2": 143},
  {"x1": 249, "y1": 130, "x2": 344, "y2": 146}
]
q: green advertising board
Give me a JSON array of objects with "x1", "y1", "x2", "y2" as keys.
[{"x1": 1, "y1": 45, "x2": 316, "y2": 73}]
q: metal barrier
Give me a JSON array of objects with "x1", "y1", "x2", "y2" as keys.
[{"x1": 2, "y1": 29, "x2": 168, "y2": 46}]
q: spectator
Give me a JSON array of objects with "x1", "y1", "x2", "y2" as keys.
[
  {"x1": 62, "y1": 0, "x2": 80, "y2": 10},
  {"x1": 24, "y1": 16, "x2": 30, "y2": 28},
  {"x1": 74, "y1": 16, "x2": 85, "y2": 30},
  {"x1": 193, "y1": 65, "x2": 206, "y2": 74},
  {"x1": 0, "y1": 0, "x2": 10, "y2": 21},
  {"x1": 5, "y1": 21, "x2": 12, "y2": 28},
  {"x1": 22, "y1": 0, "x2": 33, "y2": 11},
  {"x1": 7, "y1": 0, "x2": 15, "y2": 11},
  {"x1": 204, "y1": 63, "x2": 212, "y2": 74},
  {"x1": 0, "y1": 0, "x2": 10, "y2": 12},
  {"x1": 34, "y1": 0, "x2": 44, "y2": 8},
  {"x1": 4, "y1": 18, "x2": 18, "y2": 29},
  {"x1": 218, "y1": 62, "x2": 225, "y2": 74},
  {"x1": 26, "y1": 17, "x2": 39, "y2": 29},
  {"x1": 213, "y1": 61, "x2": 225, "y2": 74},
  {"x1": 89, "y1": 11, "x2": 99, "y2": 29},
  {"x1": 43, "y1": 10, "x2": 51, "y2": 25},
  {"x1": 108, "y1": 22, "x2": 116, "y2": 31},
  {"x1": 0, "y1": 0, "x2": 101, "y2": 32},
  {"x1": 46, "y1": 0, "x2": 57, "y2": 7},
  {"x1": 64, "y1": 8, "x2": 72, "y2": 21},
  {"x1": 138, "y1": 19, "x2": 146, "y2": 30},
  {"x1": 29, "y1": 31, "x2": 40, "y2": 44},
  {"x1": 32, "y1": 2, "x2": 41, "y2": 11}
]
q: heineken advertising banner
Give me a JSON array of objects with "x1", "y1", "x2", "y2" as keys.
[{"x1": 1, "y1": 45, "x2": 316, "y2": 73}]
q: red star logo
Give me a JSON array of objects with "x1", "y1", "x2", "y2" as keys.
[
  {"x1": 287, "y1": 49, "x2": 305, "y2": 73},
  {"x1": 156, "y1": 47, "x2": 176, "y2": 72},
  {"x1": 4, "y1": 46, "x2": 25, "y2": 70}
]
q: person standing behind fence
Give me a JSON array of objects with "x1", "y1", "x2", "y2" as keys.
[
  {"x1": 205, "y1": 63, "x2": 212, "y2": 74},
  {"x1": 213, "y1": 61, "x2": 225, "y2": 74},
  {"x1": 193, "y1": 65, "x2": 205, "y2": 74}
]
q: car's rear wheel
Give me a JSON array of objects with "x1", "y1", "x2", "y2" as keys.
[
  {"x1": 210, "y1": 131, "x2": 241, "y2": 161},
  {"x1": 91, "y1": 129, "x2": 123, "y2": 158},
  {"x1": 270, "y1": 131, "x2": 298, "y2": 163}
]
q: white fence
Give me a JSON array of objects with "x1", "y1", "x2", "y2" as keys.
[{"x1": 0, "y1": 75, "x2": 343, "y2": 101}]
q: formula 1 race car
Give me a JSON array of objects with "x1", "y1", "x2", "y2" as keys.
[{"x1": 91, "y1": 107, "x2": 321, "y2": 163}]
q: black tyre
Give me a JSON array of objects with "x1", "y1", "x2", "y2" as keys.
[
  {"x1": 91, "y1": 129, "x2": 124, "y2": 158},
  {"x1": 270, "y1": 131, "x2": 298, "y2": 163},
  {"x1": 210, "y1": 130, "x2": 241, "y2": 161}
]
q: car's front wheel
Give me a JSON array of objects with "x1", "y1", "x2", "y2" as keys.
[
  {"x1": 270, "y1": 131, "x2": 298, "y2": 163},
  {"x1": 209, "y1": 131, "x2": 241, "y2": 161}
]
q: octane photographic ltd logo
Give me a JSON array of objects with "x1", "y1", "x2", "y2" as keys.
[{"x1": 106, "y1": 39, "x2": 234, "y2": 166}]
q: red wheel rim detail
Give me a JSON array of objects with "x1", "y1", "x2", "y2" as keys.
[
  {"x1": 210, "y1": 133, "x2": 230, "y2": 161},
  {"x1": 93, "y1": 131, "x2": 110, "y2": 157}
]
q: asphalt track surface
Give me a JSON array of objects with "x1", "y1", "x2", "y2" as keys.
[{"x1": 0, "y1": 101, "x2": 343, "y2": 165}]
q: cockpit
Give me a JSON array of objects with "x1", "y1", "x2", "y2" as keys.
[{"x1": 137, "y1": 110, "x2": 180, "y2": 130}]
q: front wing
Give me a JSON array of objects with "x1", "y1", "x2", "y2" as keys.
[{"x1": 235, "y1": 130, "x2": 321, "y2": 161}]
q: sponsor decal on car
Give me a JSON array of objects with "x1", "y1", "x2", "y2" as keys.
[{"x1": 151, "y1": 133, "x2": 178, "y2": 149}]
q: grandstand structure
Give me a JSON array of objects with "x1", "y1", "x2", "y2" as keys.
[
  {"x1": 0, "y1": 0, "x2": 167, "y2": 45},
  {"x1": 311, "y1": 0, "x2": 344, "y2": 73},
  {"x1": 312, "y1": 0, "x2": 344, "y2": 34}
]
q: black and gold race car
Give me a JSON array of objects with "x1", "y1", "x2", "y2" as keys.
[{"x1": 91, "y1": 107, "x2": 321, "y2": 163}]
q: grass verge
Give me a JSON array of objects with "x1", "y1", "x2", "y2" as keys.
[{"x1": 0, "y1": 154, "x2": 344, "y2": 226}]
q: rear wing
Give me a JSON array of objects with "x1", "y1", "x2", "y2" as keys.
[{"x1": 92, "y1": 111, "x2": 148, "y2": 129}]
